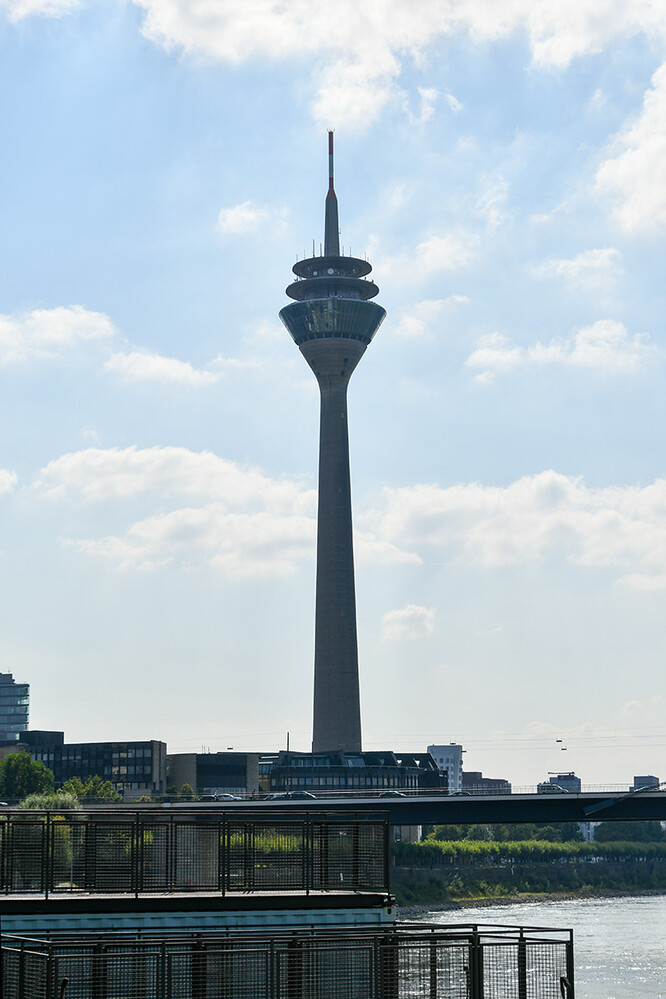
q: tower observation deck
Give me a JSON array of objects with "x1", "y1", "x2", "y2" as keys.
[{"x1": 279, "y1": 134, "x2": 385, "y2": 753}]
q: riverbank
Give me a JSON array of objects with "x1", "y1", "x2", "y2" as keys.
[
  {"x1": 391, "y1": 859, "x2": 666, "y2": 910},
  {"x1": 396, "y1": 886, "x2": 666, "y2": 920}
]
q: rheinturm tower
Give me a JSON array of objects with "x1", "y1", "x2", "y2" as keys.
[{"x1": 279, "y1": 134, "x2": 386, "y2": 753}]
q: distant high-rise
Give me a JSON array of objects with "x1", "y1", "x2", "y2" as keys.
[
  {"x1": 280, "y1": 134, "x2": 385, "y2": 753},
  {"x1": 0, "y1": 671, "x2": 29, "y2": 743}
]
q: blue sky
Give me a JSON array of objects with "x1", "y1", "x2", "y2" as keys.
[{"x1": 1, "y1": 0, "x2": 666, "y2": 786}]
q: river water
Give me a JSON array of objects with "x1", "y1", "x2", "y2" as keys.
[{"x1": 423, "y1": 895, "x2": 666, "y2": 998}]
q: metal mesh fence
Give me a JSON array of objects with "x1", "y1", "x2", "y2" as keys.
[
  {"x1": 2, "y1": 946, "x2": 49, "y2": 999},
  {"x1": 1, "y1": 923, "x2": 574, "y2": 999},
  {"x1": 0, "y1": 809, "x2": 387, "y2": 896},
  {"x1": 480, "y1": 937, "x2": 571, "y2": 999}
]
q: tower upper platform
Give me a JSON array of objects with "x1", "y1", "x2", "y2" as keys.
[{"x1": 279, "y1": 133, "x2": 385, "y2": 350}]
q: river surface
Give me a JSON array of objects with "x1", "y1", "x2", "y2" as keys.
[{"x1": 422, "y1": 895, "x2": 666, "y2": 998}]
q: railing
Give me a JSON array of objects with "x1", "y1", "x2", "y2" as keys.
[
  {"x1": 1, "y1": 923, "x2": 575, "y2": 998},
  {"x1": 0, "y1": 808, "x2": 388, "y2": 897}
]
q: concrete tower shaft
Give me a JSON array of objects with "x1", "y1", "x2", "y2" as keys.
[{"x1": 279, "y1": 134, "x2": 385, "y2": 754}]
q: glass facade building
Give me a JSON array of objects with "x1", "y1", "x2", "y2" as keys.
[
  {"x1": 29, "y1": 739, "x2": 167, "y2": 796},
  {"x1": 266, "y1": 751, "x2": 447, "y2": 793},
  {"x1": 0, "y1": 672, "x2": 29, "y2": 742}
]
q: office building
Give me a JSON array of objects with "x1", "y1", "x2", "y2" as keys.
[
  {"x1": 462, "y1": 770, "x2": 512, "y2": 794},
  {"x1": 279, "y1": 133, "x2": 385, "y2": 753},
  {"x1": 27, "y1": 736, "x2": 167, "y2": 797},
  {"x1": 0, "y1": 671, "x2": 29, "y2": 743},
  {"x1": 428, "y1": 743, "x2": 464, "y2": 791},
  {"x1": 266, "y1": 750, "x2": 445, "y2": 794},
  {"x1": 167, "y1": 751, "x2": 260, "y2": 796}
]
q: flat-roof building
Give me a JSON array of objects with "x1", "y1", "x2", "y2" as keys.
[
  {"x1": 167, "y1": 752, "x2": 260, "y2": 797},
  {"x1": 27, "y1": 737, "x2": 167, "y2": 797},
  {"x1": 0, "y1": 671, "x2": 29, "y2": 743}
]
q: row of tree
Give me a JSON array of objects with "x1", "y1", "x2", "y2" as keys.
[
  {"x1": 0, "y1": 751, "x2": 121, "y2": 803},
  {"x1": 425, "y1": 821, "x2": 666, "y2": 843},
  {"x1": 394, "y1": 837, "x2": 666, "y2": 866}
]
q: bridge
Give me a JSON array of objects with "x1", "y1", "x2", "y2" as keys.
[{"x1": 228, "y1": 790, "x2": 666, "y2": 824}]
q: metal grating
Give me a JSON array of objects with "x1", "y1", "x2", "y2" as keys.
[
  {"x1": 0, "y1": 808, "x2": 388, "y2": 896},
  {"x1": 1, "y1": 923, "x2": 574, "y2": 999}
]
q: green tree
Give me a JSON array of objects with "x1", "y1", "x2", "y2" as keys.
[
  {"x1": 62, "y1": 775, "x2": 122, "y2": 803},
  {"x1": 19, "y1": 791, "x2": 80, "y2": 810},
  {"x1": 0, "y1": 752, "x2": 54, "y2": 799},
  {"x1": 179, "y1": 783, "x2": 194, "y2": 800},
  {"x1": 594, "y1": 820, "x2": 665, "y2": 843}
]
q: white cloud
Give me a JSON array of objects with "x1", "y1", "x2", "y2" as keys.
[
  {"x1": 382, "y1": 604, "x2": 436, "y2": 641},
  {"x1": 536, "y1": 247, "x2": 623, "y2": 293},
  {"x1": 466, "y1": 320, "x2": 657, "y2": 383},
  {"x1": 105, "y1": 350, "x2": 220, "y2": 387},
  {"x1": 0, "y1": 306, "x2": 115, "y2": 366},
  {"x1": 404, "y1": 86, "x2": 439, "y2": 126},
  {"x1": 217, "y1": 201, "x2": 269, "y2": 235},
  {"x1": 445, "y1": 91, "x2": 463, "y2": 113},
  {"x1": 312, "y1": 51, "x2": 402, "y2": 132},
  {"x1": 132, "y1": 1, "x2": 666, "y2": 129},
  {"x1": 0, "y1": 469, "x2": 17, "y2": 495},
  {"x1": 596, "y1": 62, "x2": 666, "y2": 234},
  {"x1": 36, "y1": 445, "x2": 415, "y2": 576},
  {"x1": 0, "y1": 0, "x2": 79, "y2": 21},
  {"x1": 395, "y1": 296, "x2": 468, "y2": 339},
  {"x1": 72, "y1": 504, "x2": 316, "y2": 577},
  {"x1": 354, "y1": 531, "x2": 421, "y2": 567},
  {"x1": 377, "y1": 232, "x2": 478, "y2": 287},
  {"x1": 373, "y1": 470, "x2": 666, "y2": 589},
  {"x1": 35, "y1": 446, "x2": 316, "y2": 510},
  {"x1": 475, "y1": 177, "x2": 509, "y2": 231}
]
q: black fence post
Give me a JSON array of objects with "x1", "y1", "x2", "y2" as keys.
[
  {"x1": 518, "y1": 930, "x2": 527, "y2": 999},
  {"x1": 304, "y1": 814, "x2": 310, "y2": 896},
  {"x1": 45, "y1": 940, "x2": 54, "y2": 999},
  {"x1": 469, "y1": 930, "x2": 484, "y2": 999},
  {"x1": 376, "y1": 933, "x2": 399, "y2": 999},
  {"x1": 157, "y1": 942, "x2": 166, "y2": 999},
  {"x1": 0, "y1": 818, "x2": 7, "y2": 894},
  {"x1": 352, "y1": 817, "x2": 359, "y2": 888},
  {"x1": 133, "y1": 811, "x2": 140, "y2": 899},
  {"x1": 84, "y1": 817, "x2": 95, "y2": 892},
  {"x1": 44, "y1": 812, "x2": 51, "y2": 899},
  {"x1": 91, "y1": 943, "x2": 106, "y2": 999},
  {"x1": 219, "y1": 814, "x2": 225, "y2": 896},
  {"x1": 191, "y1": 937, "x2": 206, "y2": 999},
  {"x1": 565, "y1": 930, "x2": 575, "y2": 997},
  {"x1": 17, "y1": 941, "x2": 25, "y2": 999},
  {"x1": 429, "y1": 933, "x2": 438, "y2": 999},
  {"x1": 286, "y1": 937, "x2": 303, "y2": 999}
]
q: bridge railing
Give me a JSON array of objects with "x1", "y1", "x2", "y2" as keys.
[
  {"x1": 1, "y1": 923, "x2": 575, "y2": 999},
  {"x1": 0, "y1": 808, "x2": 389, "y2": 897}
]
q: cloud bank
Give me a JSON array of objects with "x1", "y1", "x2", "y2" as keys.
[
  {"x1": 34, "y1": 448, "x2": 666, "y2": 590},
  {"x1": 466, "y1": 320, "x2": 657, "y2": 383},
  {"x1": 37, "y1": 445, "x2": 414, "y2": 576},
  {"x1": 0, "y1": 306, "x2": 115, "y2": 366},
  {"x1": 375, "y1": 470, "x2": 666, "y2": 589},
  {"x1": 596, "y1": 62, "x2": 666, "y2": 234},
  {"x1": 105, "y1": 350, "x2": 220, "y2": 387},
  {"x1": 132, "y1": 1, "x2": 666, "y2": 129},
  {"x1": 0, "y1": 0, "x2": 79, "y2": 21},
  {"x1": 382, "y1": 604, "x2": 436, "y2": 641}
]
